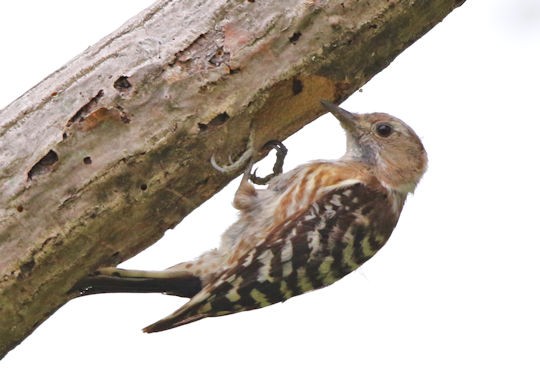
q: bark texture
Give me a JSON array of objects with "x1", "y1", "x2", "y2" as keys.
[{"x1": 0, "y1": 0, "x2": 465, "y2": 358}]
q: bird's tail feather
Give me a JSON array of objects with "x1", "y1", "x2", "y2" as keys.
[
  {"x1": 74, "y1": 268, "x2": 202, "y2": 298},
  {"x1": 143, "y1": 313, "x2": 206, "y2": 333},
  {"x1": 143, "y1": 289, "x2": 214, "y2": 332}
]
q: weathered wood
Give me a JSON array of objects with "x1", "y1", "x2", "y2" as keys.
[{"x1": 0, "y1": 0, "x2": 465, "y2": 358}]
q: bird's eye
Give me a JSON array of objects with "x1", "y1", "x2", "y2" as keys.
[{"x1": 375, "y1": 123, "x2": 393, "y2": 137}]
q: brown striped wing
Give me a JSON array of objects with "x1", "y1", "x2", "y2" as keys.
[{"x1": 144, "y1": 182, "x2": 401, "y2": 332}]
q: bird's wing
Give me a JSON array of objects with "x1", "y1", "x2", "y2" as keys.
[{"x1": 143, "y1": 181, "x2": 400, "y2": 332}]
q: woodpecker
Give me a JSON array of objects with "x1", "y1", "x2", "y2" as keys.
[{"x1": 77, "y1": 100, "x2": 427, "y2": 332}]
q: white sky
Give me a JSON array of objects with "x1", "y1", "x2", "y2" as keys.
[{"x1": 2, "y1": 1, "x2": 540, "y2": 377}]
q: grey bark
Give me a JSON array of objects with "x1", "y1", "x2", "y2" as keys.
[{"x1": 0, "y1": 0, "x2": 465, "y2": 358}]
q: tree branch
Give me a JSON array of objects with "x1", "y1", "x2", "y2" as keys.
[{"x1": 0, "y1": 0, "x2": 465, "y2": 358}]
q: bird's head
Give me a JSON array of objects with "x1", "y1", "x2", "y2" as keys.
[{"x1": 321, "y1": 100, "x2": 427, "y2": 194}]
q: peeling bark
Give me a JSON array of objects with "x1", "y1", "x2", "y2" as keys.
[{"x1": 0, "y1": 0, "x2": 465, "y2": 358}]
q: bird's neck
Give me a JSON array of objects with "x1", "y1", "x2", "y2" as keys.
[
  {"x1": 335, "y1": 159, "x2": 410, "y2": 214},
  {"x1": 375, "y1": 162, "x2": 423, "y2": 196}
]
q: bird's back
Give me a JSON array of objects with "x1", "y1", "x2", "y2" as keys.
[{"x1": 144, "y1": 175, "x2": 404, "y2": 332}]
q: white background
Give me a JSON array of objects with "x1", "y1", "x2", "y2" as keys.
[{"x1": 1, "y1": 1, "x2": 540, "y2": 377}]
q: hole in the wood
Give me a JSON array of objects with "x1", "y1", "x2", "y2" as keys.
[
  {"x1": 62, "y1": 132, "x2": 68, "y2": 140},
  {"x1": 368, "y1": 23, "x2": 378, "y2": 29},
  {"x1": 210, "y1": 112, "x2": 229, "y2": 126},
  {"x1": 289, "y1": 32, "x2": 302, "y2": 44},
  {"x1": 16, "y1": 205, "x2": 24, "y2": 213},
  {"x1": 20, "y1": 258, "x2": 35, "y2": 276},
  {"x1": 83, "y1": 156, "x2": 92, "y2": 165},
  {"x1": 229, "y1": 67, "x2": 241, "y2": 75},
  {"x1": 28, "y1": 150, "x2": 59, "y2": 180},
  {"x1": 67, "y1": 90, "x2": 104, "y2": 126},
  {"x1": 114, "y1": 76, "x2": 132, "y2": 91},
  {"x1": 209, "y1": 47, "x2": 230, "y2": 66},
  {"x1": 198, "y1": 112, "x2": 230, "y2": 132},
  {"x1": 292, "y1": 78, "x2": 303, "y2": 95},
  {"x1": 140, "y1": 183, "x2": 148, "y2": 191}
]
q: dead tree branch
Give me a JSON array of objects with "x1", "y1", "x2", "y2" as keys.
[{"x1": 0, "y1": 0, "x2": 465, "y2": 358}]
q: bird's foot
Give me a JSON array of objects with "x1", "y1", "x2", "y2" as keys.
[
  {"x1": 210, "y1": 133, "x2": 287, "y2": 185},
  {"x1": 249, "y1": 140, "x2": 288, "y2": 185}
]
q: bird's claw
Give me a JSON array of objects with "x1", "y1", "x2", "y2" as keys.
[
  {"x1": 210, "y1": 142, "x2": 254, "y2": 174},
  {"x1": 211, "y1": 137, "x2": 287, "y2": 185},
  {"x1": 249, "y1": 140, "x2": 288, "y2": 185}
]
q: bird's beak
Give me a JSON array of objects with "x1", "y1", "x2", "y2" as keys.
[{"x1": 320, "y1": 100, "x2": 357, "y2": 131}]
